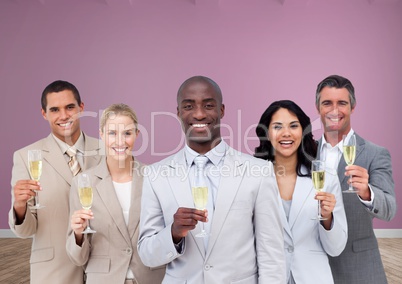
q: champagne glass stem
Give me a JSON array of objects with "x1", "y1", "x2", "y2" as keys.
[
  {"x1": 200, "y1": 220, "x2": 205, "y2": 235},
  {"x1": 318, "y1": 199, "x2": 321, "y2": 219},
  {"x1": 87, "y1": 219, "x2": 92, "y2": 231},
  {"x1": 34, "y1": 191, "x2": 40, "y2": 207},
  {"x1": 349, "y1": 174, "x2": 353, "y2": 191}
]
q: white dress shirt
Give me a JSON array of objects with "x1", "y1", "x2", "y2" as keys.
[{"x1": 319, "y1": 129, "x2": 374, "y2": 206}]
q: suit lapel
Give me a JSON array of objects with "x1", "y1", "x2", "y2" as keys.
[
  {"x1": 41, "y1": 134, "x2": 101, "y2": 186},
  {"x1": 94, "y1": 158, "x2": 131, "y2": 245},
  {"x1": 288, "y1": 176, "x2": 314, "y2": 230},
  {"x1": 127, "y1": 160, "x2": 143, "y2": 239},
  {"x1": 168, "y1": 150, "x2": 194, "y2": 208},
  {"x1": 167, "y1": 150, "x2": 206, "y2": 255},
  {"x1": 82, "y1": 133, "x2": 101, "y2": 171},
  {"x1": 42, "y1": 135, "x2": 73, "y2": 185},
  {"x1": 337, "y1": 154, "x2": 348, "y2": 184},
  {"x1": 206, "y1": 149, "x2": 244, "y2": 257}
]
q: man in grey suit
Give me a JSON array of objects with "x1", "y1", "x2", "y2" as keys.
[
  {"x1": 315, "y1": 75, "x2": 397, "y2": 284},
  {"x1": 138, "y1": 76, "x2": 286, "y2": 283},
  {"x1": 9, "y1": 80, "x2": 101, "y2": 284}
]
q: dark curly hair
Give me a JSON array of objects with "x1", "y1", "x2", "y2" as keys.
[{"x1": 254, "y1": 100, "x2": 317, "y2": 177}]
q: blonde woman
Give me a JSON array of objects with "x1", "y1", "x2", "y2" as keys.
[{"x1": 67, "y1": 103, "x2": 165, "y2": 284}]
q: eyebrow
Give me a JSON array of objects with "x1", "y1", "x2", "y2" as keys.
[
  {"x1": 271, "y1": 120, "x2": 300, "y2": 125},
  {"x1": 321, "y1": 99, "x2": 349, "y2": 104},
  {"x1": 48, "y1": 103, "x2": 76, "y2": 110},
  {"x1": 180, "y1": 98, "x2": 217, "y2": 104}
]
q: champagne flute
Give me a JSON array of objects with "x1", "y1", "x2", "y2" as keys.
[
  {"x1": 343, "y1": 134, "x2": 358, "y2": 193},
  {"x1": 28, "y1": 150, "x2": 45, "y2": 209},
  {"x1": 192, "y1": 185, "x2": 209, "y2": 238},
  {"x1": 312, "y1": 160, "x2": 327, "y2": 221},
  {"x1": 78, "y1": 173, "x2": 96, "y2": 234}
]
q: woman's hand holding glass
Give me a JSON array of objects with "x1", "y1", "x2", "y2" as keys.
[
  {"x1": 70, "y1": 208, "x2": 94, "y2": 244},
  {"x1": 312, "y1": 160, "x2": 327, "y2": 221},
  {"x1": 315, "y1": 191, "x2": 336, "y2": 229},
  {"x1": 70, "y1": 173, "x2": 96, "y2": 242}
]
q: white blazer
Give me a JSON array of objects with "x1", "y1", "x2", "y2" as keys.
[{"x1": 278, "y1": 166, "x2": 347, "y2": 284}]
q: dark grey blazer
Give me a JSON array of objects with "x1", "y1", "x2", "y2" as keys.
[{"x1": 318, "y1": 133, "x2": 396, "y2": 284}]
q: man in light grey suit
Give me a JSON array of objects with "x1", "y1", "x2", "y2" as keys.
[
  {"x1": 9, "y1": 80, "x2": 101, "y2": 284},
  {"x1": 138, "y1": 76, "x2": 286, "y2": 283},
  {"x1": 315, "y1": 75, "x2": 397, "y2": 284}
]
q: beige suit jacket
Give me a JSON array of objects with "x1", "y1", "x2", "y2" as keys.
[
  {"x1": 8, "y1": 133, "x2": 101, "y2": 284},
  {"x1": 66, "y1": 157, "x2": 165, "y2": 284}
]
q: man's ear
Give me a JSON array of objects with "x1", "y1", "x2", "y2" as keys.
[
  {"x1": 220, "y1": 104, "x2": 225, "y2": 119},
  {"x1": 41, "y1": 108, "x2": 47, "y2": 120},
  {"x1": 79, "y1": 102, "x2": 85, "y2": 112},
  {"x1": 351, "y1": 103, "x2": 356, "y2": 114}
]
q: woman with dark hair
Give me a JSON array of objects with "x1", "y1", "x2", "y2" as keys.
[{"x1": 255, "y1": 100, "x2": 347, "y2": 284}]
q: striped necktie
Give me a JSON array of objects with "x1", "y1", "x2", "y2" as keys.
[{"x1": 66, "y1": 147, "x2": 81, "y2": 176}]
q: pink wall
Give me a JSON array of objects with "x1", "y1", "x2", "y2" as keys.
[{"x1": 1, "y1": 0, "x2": 400, "y2": 229}]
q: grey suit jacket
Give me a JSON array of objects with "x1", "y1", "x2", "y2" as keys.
[
  {"x1": 138, "y1": 144, "x2": 286, "y2": 284},
  {"x1": 318, "y1": 133, "x2": 397, "y2": 284},
  {"x1": 66, "y1": 157, "x2": 165, "y2": 284},
  {"x1": 8, "y1": 133, "x2": 101, "y2": 284}
]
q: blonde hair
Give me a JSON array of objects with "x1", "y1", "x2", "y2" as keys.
[{"x1": 100, "y1": 103, "x2": 138, "y2": 133}]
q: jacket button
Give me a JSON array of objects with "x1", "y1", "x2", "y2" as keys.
[
  {"x1": 204, "y1": 265, "x2": 211, "y2": 270},
  {"x1": 125, "y1": 248, "x2": 132, "y2": 255},
  {"x1": 287, "y1": 246, "x2": 294, "y2": 253}
]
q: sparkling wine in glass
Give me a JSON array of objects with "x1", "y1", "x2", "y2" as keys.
[
  {"x1": 28, "y1": 150, "x2": 45, "y2": 209},
  {"x1": 343, "y1": 134, "x2": 358, "y2": 193},
  {"x1": 192, "y1": 186, "x2": 209, "y2": 237},
  {"x1": 78, "y1": 173, "x2": 96, "y2": 234},
  {"x1": 312, "y1": 160, "x2": 327, "y2": 221}
]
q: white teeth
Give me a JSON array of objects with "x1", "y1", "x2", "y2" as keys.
[
  {"x1": 329, "y1": 118, "x2": 339, "y2": 122},
  {"x1": 59, "y1": 122, "x2": 72, "y2": 127},
  {"x1": 114, "y1": 148, "x2": 126, "y2": 152},
  {"x1": 280, "y1": 141, "x2": 293, "y2": 145},
  {"x1": 193, "y1": 124, "x2": 207, "y2": 128}
]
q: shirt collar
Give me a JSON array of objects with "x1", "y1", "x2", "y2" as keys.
[
  {"x1": 52, "y1": 132, "x2": 85, "y2": 154},
  {"x1": 184, "y1": 140, "x2": 227, "y2": 167},
  {"x1": 320, "y1": 129, "x2": 355, "y2": 153}
]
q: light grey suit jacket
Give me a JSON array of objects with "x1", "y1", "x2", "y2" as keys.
[
  {"x1": 278, "y1": 166, "x2": 347, "y2": 284},
  {"x1": 8, "y1": 133, "x2": 101, "y2": 284},
  {"x1": 138, "y1": 145, "x2": 286, "y2": 284},
  {"x1": 318, "y1": 133, "x2": 397, "y2": 284},
  {"x1": 66, "y1": 157, "x2": 165, "y2": 284}
]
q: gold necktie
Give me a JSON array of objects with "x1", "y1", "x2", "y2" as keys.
[{"x1": 66, "y1": 147, "x2": 81, "y2": 176}]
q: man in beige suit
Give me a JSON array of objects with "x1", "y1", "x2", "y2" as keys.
[
  {"x1": 8, "y1": 80, "x2": 101, "y2": 284},
  {"x1": 138, "y1": 76, "x2": 286, "y2": 283}
]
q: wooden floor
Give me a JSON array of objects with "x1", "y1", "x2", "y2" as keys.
[{"x1": 0, "y1": 238, "x2": 401, "y2": 283}]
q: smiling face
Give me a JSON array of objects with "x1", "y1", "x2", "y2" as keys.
[
  {"x1": 318, "y1": 86, "x2": 354, "y2": 140},
  {"x1": 100, "y1": 114, "x2": 138, "y2": 162},
  {"x1": 41, "y1": 90, "x2": 83, "y2": 145},
  {"x1": 177, "y1": 79, "x2": 225, "y2": 154},
  {"x1": 268, "y1": 108, "x2": 302, "y2": 160}
]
